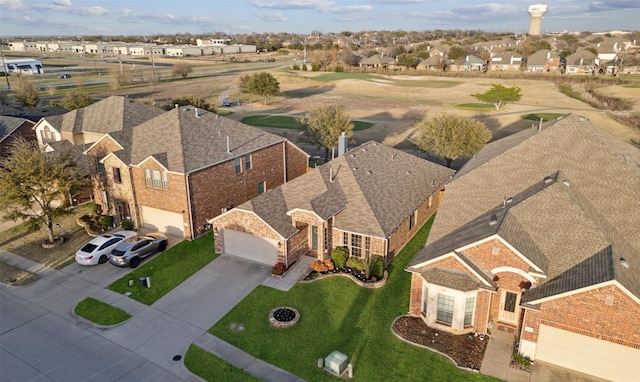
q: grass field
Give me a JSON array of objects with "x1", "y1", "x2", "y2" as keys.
[
  {"x1": 521, "y1": 113, "x2": 565, "y2": 122},
  {"x1": 241, "y1": 114, "x2": 373, "y2": 131},
  {"x1": 184, "y1": 345, "x2": 262, "y2": 382},
  {"x1": 456, "y1": 103, "x2": 495, "y2": 111}
]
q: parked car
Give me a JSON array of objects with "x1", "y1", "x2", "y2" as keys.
[
  {"x1": 75, "y1": 231, "x2": 137, "y2": 265},
  {"x1": 222, "y1": 98, "x2": 231, "y2": 107},
  {"x1": 58, "y1": 73, "x2": 72, "y2": 79},
  {"x1": 109, "y1": 234, "x2": 168, "y2": 268}
]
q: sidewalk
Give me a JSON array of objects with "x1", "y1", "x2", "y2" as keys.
[
  {"x1": 480, "y1": 329, "x2": 530, "y2": 382},
  {"x1": 262, "y1": 255, "x2": 313, "y2": 291}
]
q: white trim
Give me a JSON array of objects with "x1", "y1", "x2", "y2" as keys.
[
  {"x1": 136, "y1": 156, "x2": 171, "y2": 171},
  {"x1": 207, "y1": 208, "x2": 287, "y2": 242},
  {"x1": 99, "y1": 152, "x2": 127, "y2": 166},
  {"x1": 336, "y1": 227, "x2": 386, "y2": 241},
  {"x1": 286, "y1": 207, "x2": 325, "y2": 222},
  {"x1": 525, "y1": 280, "x2": 640, "y2": 305},
  {"x1": 415, "y1": 253, "x2": 493, "y2": 287},
  {"x1": 491, "y1": 266, "x2": 537, "y2": 283}
]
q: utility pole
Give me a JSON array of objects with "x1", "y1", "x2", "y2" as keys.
[{"x1": 0, "y1": 43, "x2": 11, "y2": 90}]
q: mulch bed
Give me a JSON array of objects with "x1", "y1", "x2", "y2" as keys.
[{"x1": 392, "y1": 316, "x2": 488, "y2": 371}]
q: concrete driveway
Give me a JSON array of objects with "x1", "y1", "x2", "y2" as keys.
[{"x1": 0, "y1": 249, "x2": 283, "y2": 381}]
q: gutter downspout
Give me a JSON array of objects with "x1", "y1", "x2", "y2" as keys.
[
  {"x1": 186, "y1": 173, "x2": 195, "y2": 240},
  {"x1": 128, "y1": 166, "x2": 140, "y2": 230},
  {"x1": 282, "y1": 141, "x2": 287, "y2": 183}
]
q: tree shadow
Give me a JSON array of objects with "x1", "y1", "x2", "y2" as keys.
[{"x1": 281, "y1": 84, "x2": 335, "y2": 99}]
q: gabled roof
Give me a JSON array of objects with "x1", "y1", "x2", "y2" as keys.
[
  {"x1": 230, "y1": 141, "x2": 454, "y2": 239},
  {"x1": 527, "y1": 49, "x2": 559, "y2": 66},
  {"x1": 109, "y1": 106, "x2": 287, "y2": 174},
  {"x1": 418, "y1": 55, "x2": 453, "y2": 67},
  {"x1": 408, "y1": 114, "x2": 640, "y2": 300},
  {"x1": 0, "y1": 115, "x2": 34, "y2": 143},
  {"x1": 360, "y1": 54, "x2": 395, "y2": 66},
  {"x1": 42, "y1": 96, "x2": 164, "y2": 135},
  {"x1": 565, "y1": 48, "x2": 597, "y2": 66}
]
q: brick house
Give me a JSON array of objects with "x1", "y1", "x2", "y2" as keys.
[
  {"x1": 83, "y1": 105, "x2": 308, "y2": 239},
  {"x1": 209, "y1": 141, "x2": 454, "y2": 267},
  {"x1": 526, "y1": 49, "x2": 561, "y2": 73},
  {"x1": 488, "y1": 52, "x2": 523, "y2": 72},
  {"x1": 405, "y1": 114, "x2": 640, "y2": 381},
  {"x1": 565, "y1": 48, "x2": 598, "y2": 75}
]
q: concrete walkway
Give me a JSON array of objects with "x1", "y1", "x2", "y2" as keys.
[
  {"x1": 480, "y1": 329, "x2": 531, "y2": 382},
  {"x1": 1, "y1": 249, "x2": 308, "y2": 382}
]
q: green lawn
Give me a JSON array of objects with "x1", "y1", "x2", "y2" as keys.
[
  {"x1": 74, "y1": 297, "x2": 131, "y2": 325},
  {"x1": 184, "y1": 344, "x2": 262, "y2": 382},
  {"x1": 455, "y1": 103, "x2": 495, "y2": 111},
  {"x1": 521, "y1": 113, "x2": 564, "y2": 122},
  {"x1": 108, "y1": 232, "x2": 217, "y2": 305},
  {"x1": 241, "y1": 115, "x2": 372, "y2": 131},
  {"x1": 206, "y1": 217, "x2": 494, "y2": 381}
]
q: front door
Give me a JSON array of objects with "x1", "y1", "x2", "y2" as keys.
[{"x1": 498, "y1": 289, "x2": 521, "y2": 325}]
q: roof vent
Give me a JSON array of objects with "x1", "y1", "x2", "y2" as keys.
[
  {"x1": 563, "y1": 180, "x2": 571, "y2": 187},
  {"x1": 350, "y1": 154, "x2": 355, "y2": 158},
  {"x1": 544, "y1": 176, "x2": 553, "y2": 184},
  {"x1": 367, "y1": 170, "x2": 372, "y2": 175},
  {"x1": 406, "y1": 171, "x2": 411, "y2": 175},
  {"x1": 620, "y1": 258, "x2": 629, "y2": 268},
  {"x1": 489, "y1": 215, "x2": 498, "y2": 226}
]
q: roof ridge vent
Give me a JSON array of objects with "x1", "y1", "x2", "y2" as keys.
[
  {"x1": 489, "y1": 214, "x2": 498, "y2": 226},
  {"x1": 620, "y1": 258, "x2": 629, "y2": 268}
]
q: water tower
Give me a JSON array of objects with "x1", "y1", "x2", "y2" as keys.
[{"x1": 528, "y1": 4, "x2": 548, "y2": 35}]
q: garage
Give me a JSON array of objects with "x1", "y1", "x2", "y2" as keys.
[
  {"x1": 140, "y1": 206, "x2": 185, "y2": 237},
  {"x1": 222, "y1": 229, "x2": 278, "y2": 265},
  {"x1": 536, "y1": 324, "x2": 637, "y2": 381}
]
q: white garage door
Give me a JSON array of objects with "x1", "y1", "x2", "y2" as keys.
[
  {"x1": 222, "y1": 229, "x2": 278, "y2": 265},
  {"x1": 140, "y1": 206, "x2": 184, "y2": 237},
  {"x1": 536, "y1": 324, "x2": 638, "y2": 382}
]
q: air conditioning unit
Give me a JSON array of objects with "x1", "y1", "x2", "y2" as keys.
[{"x1": 324, "y1": 351, "x2": 348, "y2": 377}]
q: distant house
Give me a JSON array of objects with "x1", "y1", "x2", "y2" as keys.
[
  {"x1": 488, "y1": 52, "x2": 522, "y2": 71},
  {"x1": 405, "y1": 114, "x2": 640, "y2": 382},
  {"x1": 565, "y1": 48, "x2": 598, "y2": 75},
  {"x1": 526, "y1": 49, "x2": 561, "y2": 73},
  {"x1": 359, "y1": 54, "x2": 395, "y2": 69},
  {"x1": 210, "y1": 141, "x2": 453, "y2": 267},
  {"x1": 0, "y1": 116, "x2": 36, "y2": 160},
  {"x1": 449, "y1": 55, "x2": 485, "y2": 72},
  {"x1": 416, "y1": 55, "x2": 453, "y2": 71}
]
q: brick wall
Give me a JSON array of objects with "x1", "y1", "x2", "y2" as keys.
[
  {"x1": 474, "y1": 290, "x2": 492, "y2": 334},
  {"x1": 86, "y1": 138, "x2": 127, "y2": 212},
  {"x1": 539, "y1": 284, "x2": 640, "y2": 348},
  {"x1": 212, "y1": 209, "x2": 283, "y2": 261},
  {"x1": 462, "y1": 238, "x2": 532, "y2": 277},
  {"x1": 131, "y1": 162, "x2": 190, "y2": 237},
  {"x1": 101, "y1": 155, "x2": 135, "y2": 221},
  {"x1": 387, "y1": 190, "x2": 442, "y2": 263},
  {"x1": 409, "y1": 272, "x2": 424, "y2": 316},
  {"x1": 189, "y1": 143, "x2": 295, "y2": 237},
  {"x1": 520, "y1": 308, "x2": 541, "y2": 343},
  {"x1": 284, "y1": 141, "x2": 309, "y2": 181}
]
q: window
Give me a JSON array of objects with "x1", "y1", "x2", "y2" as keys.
[
  {"x1": 324, "y1": 227, "x2": 329, "y2": 250},
  {"x1": 343, "y1": 232, "x2": 348, "y2": 248},
  {"x1": 437, "y1": 294, "x2": 454, "y2": 325},
  {"x1": 95, "y1": 157, "x2": 105, "y2": 175},
  {"x1": 152, "y1": 170, "x2": 162, "y2": 189},
  {"x1": 144, "y1": 169, "x2": 152, "y2": 187},
  {"x1": 311, "y1": 226, "x2": 318, "y2": 251},
  {"x1": 244, "y1": 154, "x2": 252, "y2": 170},
  {"x1": 113, "y1": 167, "x2": 122, "y2": 184},
  {"x1": 464, "y1": 297, "x2": 475, "y2": 326},
  {"x1": 41, "y1": 126, "x2": 55, "y2": 144},
  {"x1": 162, "y1": 171, "x2": 169, "y2": 190},
  {"x1": 409, "y1": 211, "x2": 416, "y2": 230},
  {"x1": 235, "y1": 157, "x2": 242, "y2": 174},
  {"x1": 351, "y1": 234, "x2": 362, "y2": 258},
  {"x1": 422, "y1": 285, "x2": 429, "y2": 314},
  {"x1": 258, "y1": 181, "x2": 265, "y2": 194}
]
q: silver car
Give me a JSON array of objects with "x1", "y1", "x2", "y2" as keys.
[{"x1": 109, "y1": 234, "x2": 168, "y2": 268}]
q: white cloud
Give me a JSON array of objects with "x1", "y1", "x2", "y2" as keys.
[
  {"x1": 252, "y1": 0, "x2": 335, "y2": 10},
  {"x1": 53, "y1": 0, "x2": 72, "y2": 6},
  {"x1": 0, "y1": 0, "x2": 24, "y2": 11}
]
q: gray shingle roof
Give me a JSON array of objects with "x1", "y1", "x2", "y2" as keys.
[
  {"x1": 421, "y1": 267, "x2": 481, "y2": 292},
  {"x1": 409, "y1": 114, "x2": 640, "y2": 300},
  {"x1": 0, "y1": 116, "x2": 33, "y2": 143},
  {"x1": 43, "y1": 96, "x2": 164, "y2": 135},
  {"x1": 527, "y1": 49, "x2": 559, "y2": 66},
  {"x1": 113, "y1": 106, "x2": 287, "y2": 174},
  {"x1": 236, "y1": 141, "x2": 454, "y2": 239}
]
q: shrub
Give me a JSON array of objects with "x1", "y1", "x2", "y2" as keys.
[
  {"x1": 291, "y1": 64, "x2": 300, "y2": 70},
  {"x1": 331, "y1": 247, "x2": 349, "y2": 268},
  {"x1": 371, "y1": 256, "x2": 385, "y2": 279},
  {"x1": 335, "y1": 66, "x2": 344, "y2": 73},
  {"x1": 96, "y1": 215, "x2": 114, "y2": 228},
  {"x1": 512, "y1": 353, "x2": 531, "y2": 367},
  {"x1": 121, "y1": 220, "x2": 134, "y2": 230},
  {"x1": 346, "y1": 257, "x2": 365, "y2": 271},
  {"x1": 323, "y1": 259, "x2": 335, "y2": 271},
  {"x1": 272, "y1": 262, "x2": 286, "y2": 276},
  {"x1": 301, "y1": 64, "x2": 308, "y2": 71},
  {"x1": 311, "y1": 260, "x2": 329, "y2": 272},
  {"x1": 311, "y1": 63, "x2": 320, "y2": 72}
]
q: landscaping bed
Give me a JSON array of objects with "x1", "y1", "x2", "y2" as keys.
[{"x1": 393, "y1": 315, "x2": 487, "y2": 371}]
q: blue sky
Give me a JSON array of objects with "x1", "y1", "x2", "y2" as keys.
[{"x1": 0, "y1": 0, "x2": 638, "y2": 37}]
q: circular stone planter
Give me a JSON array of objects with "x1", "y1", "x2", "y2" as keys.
[
  {"x1": 42, "y1": 236, "x2": 65, "y2": 249},
  {"x1": 269, "y1": 306, "x2": 300, "y2": 329}
]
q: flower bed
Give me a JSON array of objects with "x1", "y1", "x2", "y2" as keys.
[{"x1": 301, "y1": 267, "x2": 388, "y2": 289}]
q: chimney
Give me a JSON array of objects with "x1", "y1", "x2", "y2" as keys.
[{"x1": 337, "y1": 132, "x2": 348, "y2": 156}]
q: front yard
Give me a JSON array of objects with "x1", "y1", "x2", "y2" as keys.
[{"x1": 201, "y1": 217, "x2": 495, "y2": 381}]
